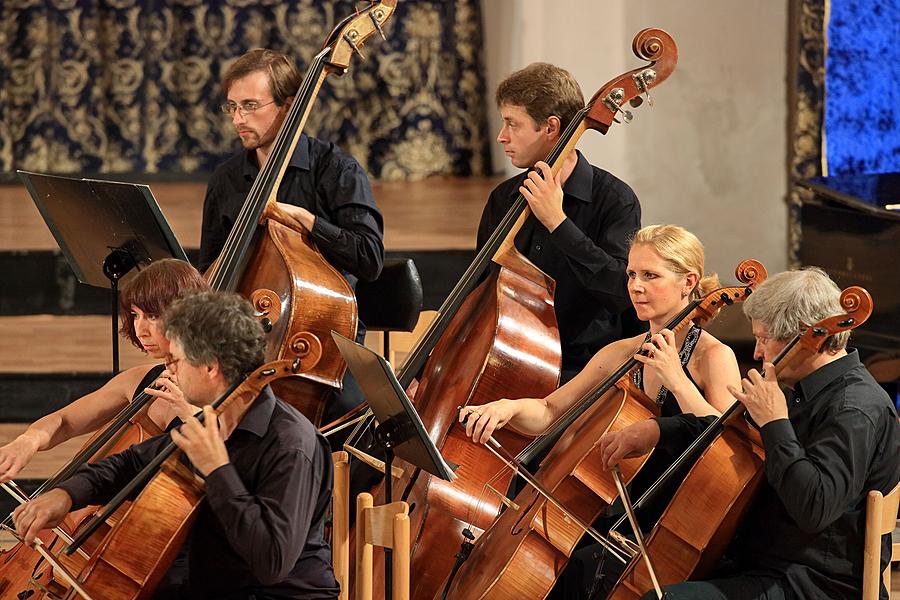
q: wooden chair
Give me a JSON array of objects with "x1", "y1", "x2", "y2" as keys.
[
  {"x1": 332, "y1": 451, "x2": 350, "y2": 600},
  {"x1": 355, "y1": 492, "x2": 410, "y2": 600},
  {"x1": 863, "y1": 481, "x2": 900, "y2": 600}
]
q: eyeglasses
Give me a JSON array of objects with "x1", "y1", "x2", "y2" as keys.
[{"x1": 220, "y1": 100, "x2": 276, "y2": 116}]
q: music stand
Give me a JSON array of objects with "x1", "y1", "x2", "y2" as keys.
[
  {"x1": 18, "y1": 171, "x2": 188, "y2": 374},
  {"x1": 332, "y1": 332, "x2": 455, "y2": 600}
]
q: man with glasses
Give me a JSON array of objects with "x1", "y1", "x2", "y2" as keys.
[
  {"x1": 198, "y1": 48, "x2": 384, "y2": 426},
  {"x1": 199, "y1": 48, "x2": 383, "y2": 284}
]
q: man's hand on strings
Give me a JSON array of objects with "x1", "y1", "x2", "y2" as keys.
[
  {"x1": 12, "y1": 488, "x2": 72, "y2": 546},
  {"x1": 170, "y1": 405, "x2": 229, "y2": 477},
  {"x1": 727, "y1": 363, "x2": 788, "y2": 427},
  {"x1": 263, "y1": 202, "x2": 316, "y2": 234},
  {"x1": 519, "y1": 161, "x2": 566, "y2": 232},
  {"x1": 459, "y1": 400, "x2": 516, "y2": 444},
  {"x1": 145, "y1": 368, "x2": 196, "y2": 423},
  {"x1": 599, "y1": 419, "x2": 660, "y2": 471}
]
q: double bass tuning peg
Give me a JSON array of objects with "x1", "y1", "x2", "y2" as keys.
[
  {"x1": 343, "y1": 30, "x2": 367, "y2": 61},
  {"x1": 370, "y1": 9, "x2": 387, "y2": 41},
  {"x1": 633, "y1": 68, "x2": 657, "y2": 106},
  {"x1": 603, "y1": 88, "x2": 633, "y2": 125}
]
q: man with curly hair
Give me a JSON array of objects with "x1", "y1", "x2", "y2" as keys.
[{"x1": 13, "y1": 292, "x2": 339, "y2": 600}]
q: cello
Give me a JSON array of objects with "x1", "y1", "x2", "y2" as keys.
[
  {"x1": 0, "y1": 379, "x2": 166, "y2": 597},
  {"x1": 438, "y1": 259, "x2": 767, "y2": 600},
  {"x1": 375, "y1": 29, "x2": 679, "y2": 600},
  {"x1": 5, "y1": 358, "x2": 308, "y2": 600},
  {"x1": 605, "y1": 286, "x2": 873, "y2": 599},
  {"x1": 204, "y1": 1, "x2": 396, "y2": 425}
]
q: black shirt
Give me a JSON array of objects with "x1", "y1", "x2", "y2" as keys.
[
  {"x1": 198, "y1": 134, "x2": 384, "y2": 286},
  {"x1": 656, "y1": 350, "x2": 900, "y2": 600},
  {"x1": 477, "y1": 152, "x2": 641, "y2": 376},
  {"x1": 57, "y1": 387, "x2": 339, "y2": 600}
]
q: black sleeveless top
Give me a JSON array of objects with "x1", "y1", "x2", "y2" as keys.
[
  {"x1": 631, "y1": 323, "x2": 702, "y2": 417},
  {"x1": 626, "y1": 324, "x2": 705, "y2": 529},
  {"x1": 134, "y1": 364, "x2": 166, "y2": 401}
]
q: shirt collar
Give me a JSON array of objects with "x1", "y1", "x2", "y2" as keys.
[
  {"x1": 561, "y1": 150, "x2": 592, "y2": 203},
  {"x1": 794, "y1": 349, "x2": 860, "y2": 402},
  {"x1": 238, "y1": 133, "x2": 311, "y2": 181},
  {"x1": 232, "y1": 385, "x2": 276, "y2": 438}
]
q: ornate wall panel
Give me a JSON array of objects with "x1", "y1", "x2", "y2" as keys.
[
  {"x1": 0, "y1": 0, "x2": 491, "y2": 181},
  {"x1": 789, "y1": 0, "x2": 826, "y2": 266},
  {"x1": 823, "y1": 1, "x2": 900, "y2": 176}
]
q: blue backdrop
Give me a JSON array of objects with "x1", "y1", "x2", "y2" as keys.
[{"x1": 824, "y1": 1, "x2": 900, "y2": 175}]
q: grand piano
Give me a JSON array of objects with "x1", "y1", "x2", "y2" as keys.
[{"x1": 797, "y1": 173, "x2": 900, "y2": 366}]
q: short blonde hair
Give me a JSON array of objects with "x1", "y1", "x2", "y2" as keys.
[{"x1": 630, "y1": 225, "x2": 720, "y2": 300}]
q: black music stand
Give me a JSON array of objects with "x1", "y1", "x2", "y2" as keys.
[
  {"x1": 332, "y1": 332, "x2": 455, "y2": 600},
  {"x1": 18, "y1": 171, "x2": 188, "y2": 374}
]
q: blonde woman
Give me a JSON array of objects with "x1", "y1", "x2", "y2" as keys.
[{"x1": 460, "y1": 224, "x2": 740, "y2": 444}]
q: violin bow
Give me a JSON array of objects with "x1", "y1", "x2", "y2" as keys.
[
  {"x1": 480, "y1": 436, "x2": 632, "y2": 564},
  {"x1": 0, "y1": 480, "x2": 89, "y2": 560},
  {"x1": 610, "y1": 467, "x2": 664, "y2": 599},
  {"x1": 0, "y1": 522, "x2": 96, "y2": 600}
]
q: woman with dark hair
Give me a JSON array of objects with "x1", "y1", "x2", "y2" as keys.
[{"x1": 0, "y1": 258, "x2": 209, "y2": 482}]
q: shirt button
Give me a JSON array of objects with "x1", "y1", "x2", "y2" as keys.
[{"x1": 535, "y1": 244, "x2": 542, "y2": 251}]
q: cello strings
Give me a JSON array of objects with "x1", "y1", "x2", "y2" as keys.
[{"x1": 483, "y1": 438, "x2": 630, "y2": 564}]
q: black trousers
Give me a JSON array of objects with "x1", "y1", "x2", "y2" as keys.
[{"x1": 639, "y1": 573, "x2": 796, "y2": 600}]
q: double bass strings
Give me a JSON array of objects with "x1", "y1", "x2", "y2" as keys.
[
  {"x1": 208, "y1": 47, "x2": 331, "y2": 292},
  {"x1": 339, "y1": 102, "x2": 596, "y2": 450}
]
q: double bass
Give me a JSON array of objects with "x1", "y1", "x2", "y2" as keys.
[
  {"x1": 204, "y1": 1, "x2": 396, "y2": 425},
  {"x1": 606, "y1": 286, "x2": 873, "y2": 598},
  {"x1": 439, "y1": 259, "x2": 767, "y2": 600},
  {"x1": 381, "y1": 28, "x2": 679, "y2": 600}
]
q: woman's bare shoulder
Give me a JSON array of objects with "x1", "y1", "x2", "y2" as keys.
[{"x1": 691, "y1": 331, "x2": 738, "y2": 371}]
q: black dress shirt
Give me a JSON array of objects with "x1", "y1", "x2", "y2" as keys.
[
  {"x1": 198, "y1": 134, "x2": 384, "y2": 286},
  {"x1": 477, "y1": 152, "x2": 642, "y2": 377},
  {"x1": 656, "y1": 350, "x2": 900, "y2": 600},
  {"x1": 57, "y1": 387, "x2": 339, "y2": 600}
]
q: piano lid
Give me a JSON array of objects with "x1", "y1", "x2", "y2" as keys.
[
  {"x1": 799, "y1": 172, "x2": 900, "y2": 221},
  {"x1": 797, "y1": 171, "x2": 900, "y2": 354}
]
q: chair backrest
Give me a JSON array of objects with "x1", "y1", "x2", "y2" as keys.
[
  {"x1": 863, "y1": 481, "x2": 900, "y2": 600},
  {"x1": 355, "y1": 492, "x2": 410, "y2": 600},
  {"x1": 332, "y1": 451, "x2": 350, "y2": 600},
  {"x1": 356, "y1": 258, "x2": 423, "y2": 332}
]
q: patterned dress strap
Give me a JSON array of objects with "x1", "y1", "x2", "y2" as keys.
[{"x1": 632, "y1": 324, "x2": 702, "y2": 406}]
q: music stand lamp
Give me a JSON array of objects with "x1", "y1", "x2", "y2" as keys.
[{"x1": 18, "y1": 171, "x2": 188, "y2": 374}]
